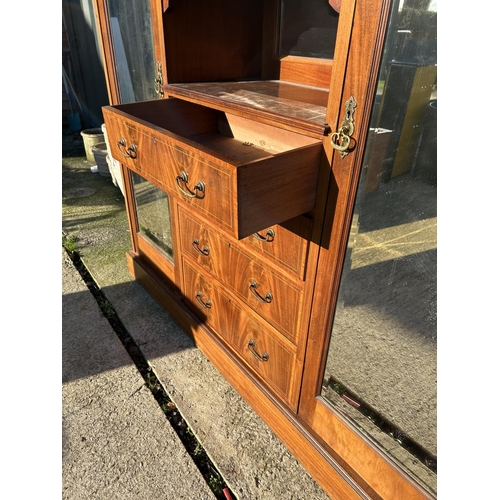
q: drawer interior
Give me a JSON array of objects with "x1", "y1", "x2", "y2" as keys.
[{"x1": 110, "y1": 98, "x2": 320, "y2": 164}]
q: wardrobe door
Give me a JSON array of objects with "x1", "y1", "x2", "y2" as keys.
[
  {"x1": 300, "y1": 0, "x2": 437, "y2": 499},
  {"x1": 94, "y1": 0, "x2": 165, "y2": 105}
]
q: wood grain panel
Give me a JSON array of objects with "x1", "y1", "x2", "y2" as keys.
[
  {"x1": 178, "y1": 201, "x2": 312, "y2": 283},
  {"x1": 279, "y1": 57, "x2": 333, "y2": 89},
  {"x1": 236, "y1": 146, "x2": 321, "y2": 238},
  {"x1": 162, "y1": 0, "x2": 264, "y2": 83},
  {"x1": 242, "y1": 216, "x2": 312, "y2": 281},
  {"x1": 182, "y1": 257, "x2": 299, "y2": 407},
  {"x1": 103, "y1": 99, "x2": 322, "y2": 239},
  {"x1": 178, "y1": 208, "x2": 304, "y2": 343},
  {"x1": 229, "y1": 246, "x2": 303, "y2": 343}
]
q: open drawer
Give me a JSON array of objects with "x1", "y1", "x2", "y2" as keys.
[{"x1": 102, "y1": 98, "x2": 323, "y2": 239}]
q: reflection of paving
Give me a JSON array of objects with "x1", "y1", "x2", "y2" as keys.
[
  {"x1": 132, "y1": 173, "x2": 174, "y2": 258},
  {"x1": 352, "y1": 217, "x2": 437, "y2": 269},
  {"x1": 322, "y1": 174, "x2": 437, "y2": 492}
]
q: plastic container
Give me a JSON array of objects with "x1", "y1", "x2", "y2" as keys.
[
  {"x1": 81, "y1": 128, "x2": 105, "y2": 163},
  {"x1": 91, "y1": 142, "x2": 111, "y2": 177},
  {"x1": 101, "y1": 123, "x2": 125, "y2": 195}
]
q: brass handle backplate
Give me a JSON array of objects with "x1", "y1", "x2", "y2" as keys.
[
  {"x1": 249, "y1": 281, "x2": 273, "y2": 303},
  {"x1": 195, "y1": 291, "x2": 211, "y2": 309},
  {"x1": 192, "y1": 238, "x2": 210, "y2": 256},
  {"x1": 176, "y1": 171, "x2": 205, "y2": 199},
  {"x1": 117, "y1": 138, "x2": 137, "y2": 159},
  {"x1": 248, "y1": 339, "x2": 269, "y2": 362},
  {"x1": 330, "y1": 96, "x2": 357, "y2": 158},
  {"x1": 154, "y1": 61, "x2": 164, "y2": 98},
  {"x1": 253, "y1": 228, "x2": 275, "y2": 242}
]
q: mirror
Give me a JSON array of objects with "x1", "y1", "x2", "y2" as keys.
[
  {"x1": 279, "y1": 0, "x2": 339, "y2": 59},
  {"x1": 321, "y1": 0, "x2": 437, "y2": 494},
  {"x1": 107, "y1": 0, "x2": 156, "y2": 103},
  {"x1": 132, "y1": 172, "x2": 174, "y2": 261}
]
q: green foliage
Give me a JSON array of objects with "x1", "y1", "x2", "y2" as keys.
[
  {"x1": 145, "y1": 373, "x2": 156, "y2": 390},
  {"x1": 193, "y1": 442, "x2": 203, "y2": 456},
  {"x1": 100, "y1": 299, "x2": 116, "y2": 317},
  {"x1": 62, "y1": 233, "x2": 78, "y2": 253},
  {"x1": 208, "y1": 475, "x2": 224, "y2": 496}
]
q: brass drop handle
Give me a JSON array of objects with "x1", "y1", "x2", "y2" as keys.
[
  {"x1": 117, "y1": 137, "x2": 137, "y2": 159},
  {"x1": 175, "y1": 171, "x2": 205, "y2": 199},
  {"x1": 248, "y1": 339, "x2": 269, "y2": 362},
  {"x1": 195, "y1": 291, "x2": 211, "y2": 309},
  {"x1": 249, "y1": 281, "x2": 273, "y2": 303},
  {"x1": 330, "y1": 129, "x2": 351, "y2": 154},
  {"x1": 253, "y1": 228, "x2": 275, "y2": 242},
  {"x1": 192, "y1": 238, "x2": 210, "y2": 256},
  {"x1": 330, "y1": 96, "x2": 357, "y2": 158}
]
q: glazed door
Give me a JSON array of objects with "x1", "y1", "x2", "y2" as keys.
[
  {"x1": 301, "y1": 1, "x2": 437, "y2": 499},
  {"x1": 94, "y1": 0, "x2": 176, "y2": 274},
  {"x1": 94, "y1": 0, "x2": 166, "y2": 105}
]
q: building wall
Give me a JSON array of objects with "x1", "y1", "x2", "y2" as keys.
[
  {"x1": 62, "y1": 15, "x2": 74, "y2": 126},
  {"x1": 62, "y1": 0, "x2": 109, "y2": 129}
]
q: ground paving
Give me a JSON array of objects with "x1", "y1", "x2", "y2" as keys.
[{"x1": 62, "y1": 128, "x2": 331, "y2": 500}]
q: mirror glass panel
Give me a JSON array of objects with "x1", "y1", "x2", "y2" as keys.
[
  {"x1": 107, "y1": 0, "x2": 156, "y2": 103},
  {"x1": 132, "y1": 172, "x2": 174, "y2": 261},
  {"x1": 320, "y1": 0, "x2": 437, "y2": 495},
  {"x1": 279, "y1": 0, "x2": 339, "y2": 59}
]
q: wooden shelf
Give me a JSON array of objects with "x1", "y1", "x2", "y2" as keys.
[{"x1": 163, "y1": 80, "x2": 330, "y2": 138}]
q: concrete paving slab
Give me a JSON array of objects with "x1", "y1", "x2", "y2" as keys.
[{"x1": 62, "y1": 249, "x2": 216, "y2": 500}]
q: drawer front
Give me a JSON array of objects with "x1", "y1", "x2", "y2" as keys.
[
  {"x1": 241, "y1": 216, "x2": 312, "y2": 281},
  {"x1": 182, "y1": 258, "x2": 298, "y2": 406},
  {"x1": 167, "y1": 148, "x2": 236, "y2": 234},
  {"x1": 103, "y1": 100, "x2": 322, "y2": 240},
  {"x1": 102, "y1": 110, "x2": 149, "y2": 176},
  {"x1": 103, "y1": 107, "x2": 237, "y2": 233},
  {"x1": 179, "y1": 209, "x2": 303, "y2": 343}
]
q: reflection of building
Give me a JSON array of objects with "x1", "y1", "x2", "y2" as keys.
[
  {"x1": 375, "y1": 2, "x2": 437, "y2": 185},
  {"x1": 62, "y1": 1, "x2": 109, "y2": 129},
  {"x1": 377, "y1": 61, "x2": 436, "y2": 181}
]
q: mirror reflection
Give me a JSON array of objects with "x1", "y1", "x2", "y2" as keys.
[
  {"x1": 107, "y1": 0, "x2": 156, "y2": 103},
  {"x1": 132, "y1": 172, "x2": 174, "y2": 261},
  {"x1": 321, "y1": 0, "x2": 437, "y2": 494},
  {"x1": 279, "y1": 0, "x2": 339, "y2": 59}
]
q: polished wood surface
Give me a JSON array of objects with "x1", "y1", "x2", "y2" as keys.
[
  {"x1": 178, "y1": 208, "x2": 304, "y2": 343},
  {"x1": 241, "y1": 215, "x2": 312, "y2": 281},
  {"x1": 97, "y1": 0, "x2": 436, "y2": 497},
  {"x1": 162, "y1": 0, "x2": 264, "y2": 83},
  {"x1": 164, "y1": 80, "x2": 330, "y2": 137},
  {"x1": 103, "y1": 99, "x2": 322, "y2": 239},
  {"x1": 182, "y1": 257, "x2": 300, "y2": 408},
  {"x1": 278, "y1": 57, "x2": 333, "y2": 89}
]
